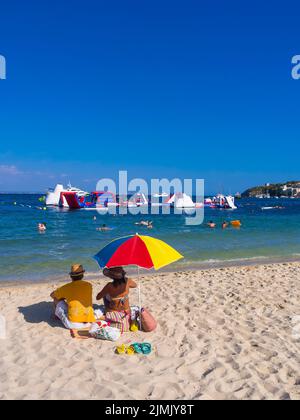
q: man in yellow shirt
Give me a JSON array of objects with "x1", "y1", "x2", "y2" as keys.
[{"x1": 51, "y1": 264, "x2": 96, "y2": 329}]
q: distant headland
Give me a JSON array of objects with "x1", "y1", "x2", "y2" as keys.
[{"x1": 242, "y1": 181, "x2": 300, "y2": 198}]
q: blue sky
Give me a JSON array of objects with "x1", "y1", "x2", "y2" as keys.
[{"x1": 0, "y1": 0, "x2": 300, "y2": 193}]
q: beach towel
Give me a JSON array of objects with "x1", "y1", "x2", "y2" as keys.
[{"x1": 105, "y1": 311, "x2": 130, "y2": 333}]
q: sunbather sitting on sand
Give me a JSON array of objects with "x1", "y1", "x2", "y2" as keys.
[
  {"x1": 50, "y1": 264, "x2": 96, "y2": 330},
  {"x1": 97, "y1": 267, "x2": 137, "y2": 312},
  {"x1": 96, "y1": 267, "x2": 137, "y2": 332}
]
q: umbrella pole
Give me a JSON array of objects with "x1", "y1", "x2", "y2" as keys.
[{"x1": 138, "y1": 266, "x2": 142, "y2": 331}]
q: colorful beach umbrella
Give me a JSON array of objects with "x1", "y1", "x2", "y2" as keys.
[
  {"x1": 94, "y1": 234, "x2": 183, "y2": 328},
  {"x1": 94, "y1": 234, "x2": 184, "y2": 270}
]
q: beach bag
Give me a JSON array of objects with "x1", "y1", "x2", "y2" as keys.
[
  {"x1": 94, "y1": 326, "x2": 120, "y2": 341},
  {"x1": 105, "y1": 311, "x2": 131, "y2": 334},
  {"x1": 89, "y1": 322, "x2": 121, "y2": 341},
  {"x1": 141, "y1": 308, "x2": 157, "y2": 332}
]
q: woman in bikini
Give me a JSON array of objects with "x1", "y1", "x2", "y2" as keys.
[{"x1": 96, "y1": 267, "x2": 137, "y2": 332}]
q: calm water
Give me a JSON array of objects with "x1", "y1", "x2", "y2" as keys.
[{"x1": 1, "y1": 194, "x2": 300, "y2": 282}]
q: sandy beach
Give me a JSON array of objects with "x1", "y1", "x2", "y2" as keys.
[{"x1": 1, "y1": 262, "x2": 300, "y2": 400}]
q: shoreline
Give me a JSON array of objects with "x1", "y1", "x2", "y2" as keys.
[{"x1": 1, "y1": 255, "x2": 300, "y2": 288}]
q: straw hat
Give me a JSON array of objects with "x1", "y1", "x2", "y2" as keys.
[
  {"x1": 103, "y1": 267, "x2": 126, "y2": 280},
  {"x1": 69, "y1": 264, "x2": 85, "y2": 277}
]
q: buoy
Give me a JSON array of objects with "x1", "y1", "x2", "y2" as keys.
[{"x1": 231, "y1": 220, "x2": 241, "y2": 227}]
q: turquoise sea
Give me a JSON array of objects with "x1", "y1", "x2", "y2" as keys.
[{"x1": 1, "y1": 194, "x2": 300, "y2": 283}]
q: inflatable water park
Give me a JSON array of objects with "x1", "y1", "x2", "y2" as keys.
[{"x1": 45, "y1": 184, "x2": 238, "y2": 211}]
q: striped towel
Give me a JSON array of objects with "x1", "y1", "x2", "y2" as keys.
[{"x1": 105, "y1": 311, "x2": 130, "y2": 334}]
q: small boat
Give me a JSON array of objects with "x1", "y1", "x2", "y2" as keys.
[{"x1": 261, "y1": 206, "x2": 285, "y2": 210}]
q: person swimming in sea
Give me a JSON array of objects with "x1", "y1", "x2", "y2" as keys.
[
  {"x1": 147, "y1": 221, "x2": 153, "y2": 229},
  {"x1": 38, "y1": 223, "x2": 47, "y2": 232},
  {"x1": 222, "y1": 221, "x2": 229, "y2": 229},
  {"x1": 97, "y1": 224, "x2": 112, "y2": 232},
  {"x1": 135, "y1": 220, "x2": 153, "y2": 228},
  {"x1": 207, "y1": 221, "x2": 216, "y2": 229},
  {"x1": 135, "y1": 220, "x2": 148, "y2": 226}
]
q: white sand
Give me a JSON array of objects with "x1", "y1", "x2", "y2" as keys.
[{"x1": 1, "y1": 262, "x2": 300, "y2": 400}]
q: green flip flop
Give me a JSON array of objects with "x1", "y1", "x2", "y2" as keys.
[
  {"x1": 132, "y1": 343, "x2": 143, "y2": 354},
  {"x1": 141, "y1": 343, "x2": 152, "y2": 355},
  {"x1": 132, "y1": 342, "x2": 152, "y2": 355}
]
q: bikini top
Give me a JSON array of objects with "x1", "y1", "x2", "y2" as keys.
[{"x1": 105, "y1": 293, "x2": 129, "y2": 305}]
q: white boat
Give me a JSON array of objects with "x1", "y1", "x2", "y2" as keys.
[{"x1": 46, "y1": 184, "x2": 88, "y2": 207}]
